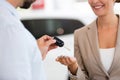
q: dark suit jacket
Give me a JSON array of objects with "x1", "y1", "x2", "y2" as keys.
[{"x1": 71, "y1": 17, "x2": 120, "y2": 80}]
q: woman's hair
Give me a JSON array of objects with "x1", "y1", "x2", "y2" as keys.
[{"x1": 116, "y1": 0, "x2": 120, "y2": 3}]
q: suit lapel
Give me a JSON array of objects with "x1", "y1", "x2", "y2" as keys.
[
  {"x1": 86, "y1": 20, "x2": 109, "y2": 76},
  {"x1": 108, "y1": 15, "x2": 120, "y2": 74}
]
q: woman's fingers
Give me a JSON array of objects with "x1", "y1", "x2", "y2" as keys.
[{"x1": 56, "y1": 56, "x2": 76, "y2": 66}]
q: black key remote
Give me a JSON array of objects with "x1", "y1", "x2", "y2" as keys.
[{"x1": 54, "y1": 36, "x2": 64, "y2": 47}]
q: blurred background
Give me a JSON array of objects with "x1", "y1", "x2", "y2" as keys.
[{"x1": 17, "y1": 0, "x2": 120, "y2": 80}]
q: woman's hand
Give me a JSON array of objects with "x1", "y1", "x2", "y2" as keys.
[
  {"x1": 56, "y1": 56, "x2": 78, "y2": 75},
  {"x1": 37, "y1": 35, "x2": 58, "y2": 60}
]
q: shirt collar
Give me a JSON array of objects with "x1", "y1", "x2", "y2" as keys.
[{"x1": 1, "y1": 0, "x2": 20, "y2": 19}]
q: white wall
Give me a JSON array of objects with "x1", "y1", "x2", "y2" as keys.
[{"x1": 45, "y1": 0, "x2": 76, "y2": 11}]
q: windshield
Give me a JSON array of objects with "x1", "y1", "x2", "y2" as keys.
[{"x1": 21, "y1": 19, "x2": 84, "y2": 39}]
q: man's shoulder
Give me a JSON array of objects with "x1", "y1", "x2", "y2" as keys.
[{"x1": 0, "y1": 6, "x2": 12, "y2": 22}]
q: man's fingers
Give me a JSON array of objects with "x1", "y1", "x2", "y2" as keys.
[
  {"x1": 46, "y1": 39, "x2": 56, "y2": 46},
  {"x1": 42, "y1": 35, "x2": 53, "y2": 40}
]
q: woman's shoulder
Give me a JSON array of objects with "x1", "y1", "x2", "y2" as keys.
[{"x1": 74, "y1": 20, "x2": 96, "y2": 35}]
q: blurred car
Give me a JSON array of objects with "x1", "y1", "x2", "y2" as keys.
[{"x1": 17, "y1": 1, "x2": 120, "y2": 80}]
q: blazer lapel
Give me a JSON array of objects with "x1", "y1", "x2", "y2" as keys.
[
  {"x1": 86, "y1": 20, "x2": 109, "y2": 76},
  {"x1": 108, "y1": 15, "x2": 120, "y2": 74}
]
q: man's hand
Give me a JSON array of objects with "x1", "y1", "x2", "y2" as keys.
[{"x1": 37, "y1": 35, "x2": 58, "y2": 60}]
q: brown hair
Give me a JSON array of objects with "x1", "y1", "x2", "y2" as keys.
[{"x1": 116, "y1": 0, "x2": 120, "y2": 3}]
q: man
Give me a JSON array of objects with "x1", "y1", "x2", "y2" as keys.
[{"x1": 0, "y1": 0, "x2": 57, "y2": 80}]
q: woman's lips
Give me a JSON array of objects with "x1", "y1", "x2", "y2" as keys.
[{"x1": 92, "y1": 4, "x2": 104, "y2": 10}]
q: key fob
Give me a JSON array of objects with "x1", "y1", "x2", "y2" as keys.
[{"x1": 54, "y1": 36, "x2": 64, "y2": 47}]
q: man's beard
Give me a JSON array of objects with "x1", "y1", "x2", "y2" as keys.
[{"x1": 20, "y1": 1, "x2": 32, "y2": 9}]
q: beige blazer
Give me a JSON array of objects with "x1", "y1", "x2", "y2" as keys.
[{"x1": 71, "y1": 17, "x2": 120, "y2": 80}]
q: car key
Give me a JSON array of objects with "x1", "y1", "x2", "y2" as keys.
[
  {"x1": 54, "y1": 36, "x2": 64, "y2": 47},
  {"x1": 54, "y1": 36, "x2": 70, "y2": 51}
]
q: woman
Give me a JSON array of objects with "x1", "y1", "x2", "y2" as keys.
[{"x1": 56, "y1": 0, "x2": 120, "y2": 80}]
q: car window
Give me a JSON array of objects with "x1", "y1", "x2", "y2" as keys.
[{"x1": 21, "y1": 19, "x2": 84, "y2": 39}]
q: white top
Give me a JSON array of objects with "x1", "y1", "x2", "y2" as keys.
[
  {"x1": 0, "y1": 1, "x2": 46, "y2": 80},
  {"x1": 99, "y1": 48, "x2": 115, "y2": 72}
]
